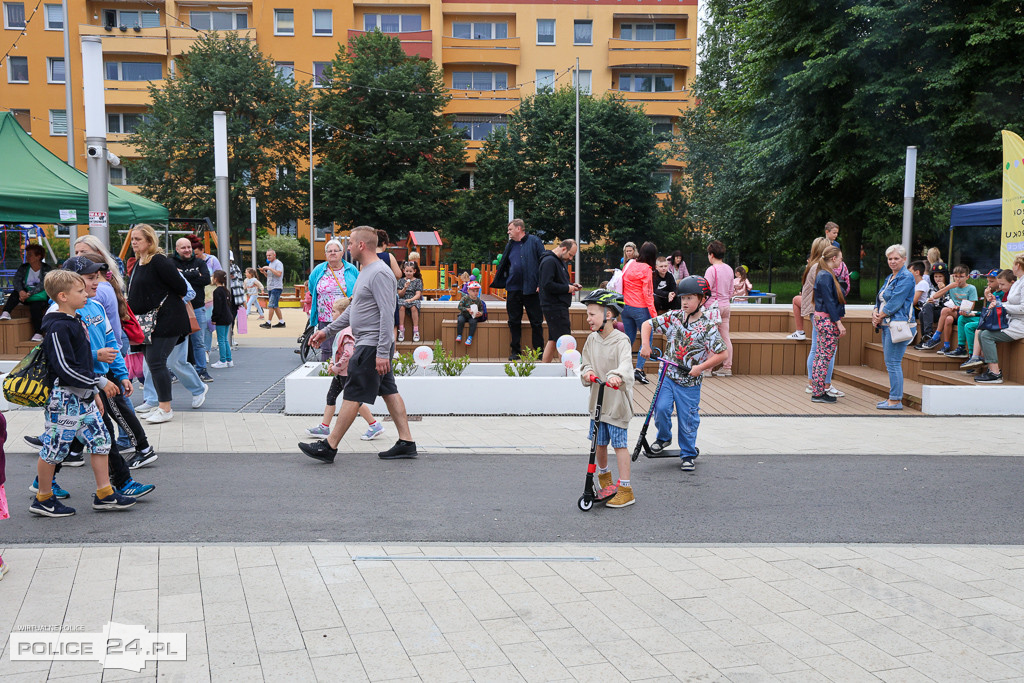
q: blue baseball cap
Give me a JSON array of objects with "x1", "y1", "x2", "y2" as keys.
[{"x1": 62, "y1": 256, "x2": 108, "y2": 275}]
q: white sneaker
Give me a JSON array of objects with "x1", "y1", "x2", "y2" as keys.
[
  {"x1": 0, "y1": 312, "x2": 10, "y2": 321},
  {"x1": 145, "y1": 408, "x2": 173, "y2": 424},
  {"x1": 30, "y1": 333, "x2": 43, "y2": 342},
  {"x1": 210, "y1": 361, "x2": 229, "y2": 369},
  {"x1": 135, "y1": 402, "x2": 157, "y2": 414},
  {"x1": 191, "y1": 384, "x2": 209, "y2": 409},
  {"x1": 227, "y1": 361, "x2": 234, "y2": 367},
  {"x1": 787, "y1": 331, "x2": 806, "y2": 340},
  {"x1": 805, "y1": 385, "x2": 813, "y2": 393},
  {"x1": 826, "y1": 385, "x2": 845, "y2": 398}
]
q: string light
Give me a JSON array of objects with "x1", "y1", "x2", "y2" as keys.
[{"x1": 0, "y1": 0, "x2": 43, "y2": 70}]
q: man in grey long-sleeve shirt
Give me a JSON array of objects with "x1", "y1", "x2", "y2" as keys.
[{"x1": 300, "y1": 226, "x2": 417, "y2": 463}]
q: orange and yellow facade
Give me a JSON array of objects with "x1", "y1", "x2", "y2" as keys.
[{"x1": 1, "y1": 0, "x2": 695, "y2": 251}]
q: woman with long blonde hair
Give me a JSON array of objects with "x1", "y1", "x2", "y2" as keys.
[
  {"x1": 809, "y1": 246, "x2": 847, "y2": 402},
  {"x1": 799, "y1": 237, "x2": 842, "y2": 395}
]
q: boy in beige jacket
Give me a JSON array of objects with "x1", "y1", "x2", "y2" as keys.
[{"x1": 579, "y1": 290, "x2": 636, "y2": 508}]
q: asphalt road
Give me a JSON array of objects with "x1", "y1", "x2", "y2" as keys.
[{"x1": 3, "y1": 451, "x2": 1023, "y2": 545}]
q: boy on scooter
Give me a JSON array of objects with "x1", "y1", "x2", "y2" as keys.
[
  {"x1": 579, "y1": 290, "x2": 636, "y2": 508},
  {"x1": 639, "y1": 276, "x2": 727, "y2": 471}
]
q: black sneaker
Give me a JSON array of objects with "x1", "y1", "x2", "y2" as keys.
[
  {"x1": 61, "y1": 452, "x2": 86, "y2": 467},
  {"x1": 649, "y1": 439, "x2": 671, "y2": 454},
  {"x1": 259, "y1": 322, "x2": 272, "y2": 329},
  {"x1": 23, "y1": 435, "x2": 43, "y2": 448},
  {"x1": 921, "y1": 337, "x2": 941, "y2": 350},
  {"x1": 274, "y1": 322, "x2": 286, "y2": 328},
  {"x1": 93, "y1": 491, "x2": 136, "y2": 511},
  {"x1": 128, "y1": 448, "x2": 158, "y2": 470},
  {"x1": 811, "y1": 393, "x2": 837, "y2": 403},
  {"x1": 680, "y1": 457, "x2": 696, "y2": 472},
  {"x1": 198, "y1": 370, "x2": 214, "y2": 383},
  {"x1": 960, "y1": 356, "x2": 985, "y2": 370},
  {"x1": 634, "y1": 369, "x2": 650, "y2": 385},
  {"x1": 29, "y1": 496, "x2": 76, "y2": 518},
  {"x1": 945, "y1": 347, "x2": 968, "y2": 359},
  {"x1": 300, "y1": 439, "x2": 337, "y2": 463},
  {"x1": 378, "y1": 440, "x2": 418, "y2": 459},
  {"x1": 974, "y1": 371, "x2": 1003, "y2": 384}
]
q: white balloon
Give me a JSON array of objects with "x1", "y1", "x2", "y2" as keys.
[
  {"x1": 555, "y1": 334, "x2": 577, "y2": 355},
  {"x1": 413, "y1": 345, "x2": 434, "y2": 368},
  {"x1": 561, "y1": 349, "x2": 582, "y2": 372}
]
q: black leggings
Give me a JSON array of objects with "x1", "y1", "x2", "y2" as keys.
[{"x1": 145, "y1": 336, "x2": 179, "y2": 402}]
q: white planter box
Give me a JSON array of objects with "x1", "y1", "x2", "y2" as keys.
[
  {"x1": 285, "y1": 362, "x2": 586, "y2": 416},
  {"x1": 922, "y1": 385, "x2": 1024, "y2": 416}
]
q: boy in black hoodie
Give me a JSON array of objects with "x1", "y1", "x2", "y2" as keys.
[{"x1": 30, "y1": 270, "x2": 135, "y2": 518}]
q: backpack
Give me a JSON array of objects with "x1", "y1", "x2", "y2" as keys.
[{"x1": 3, "y1": 344, "x2": 50, "y2": 407}]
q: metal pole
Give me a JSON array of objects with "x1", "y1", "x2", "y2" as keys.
[
  {"x1": 508, "y1": 199, "x2": 514, "y2": 223},
  {"x1": 250, "y1": 196, "x2": 257, "y2": 271},
  {"x1": 901, "y1": 146, "x2": 917, "y2": 257},
  {"x1": 308, "y1": 109, "x2": 315, "y2": 274},
  {"x1": 213, "y1": 111, "x2": 231, "y2": 276},
  {"x1": 81, "y1": 36, "x2": 108, "y2": 248},
  {"x1": 574, "y1": 57, "x2": 581, "y2": 290},
  {"x1": 61, "y1": 0, "x2": 74, "y2": 167}
]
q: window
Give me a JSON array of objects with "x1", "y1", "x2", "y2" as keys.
[
  {"x1": 44, "y1": 3, "x2": 62, "y2": 29},
  {"x1": 103, "y1": 9, "x2": 160, "y2": 28},
  {"x1": 276, "y1": 219, "x2": 298, "y2": 237},
  {"x1": 573, "y1": 69, "x2": 591, "y2": 95},
  {"x1": 109, "y1": 167, "x2": 128, "y2": 186},
  {"x1": 105, "y1": 62, "x2": 162, "y2": 81},
  {"x1": 4, "y1": 2, "x2": 25, "y2": 29},
  {"x1": 47, "y1": 57, "x2": 64, "y2": 83},
  {"x1": 618, "y1": 73, "x2": 673, "y2": 92},
  {"x1": 536, "y1": 69, "x2": 555, "y2": 91},
  {"x1": 314, "y1": 222, "x2": 333, "y2": 241},
  {"x1": 107, "y1": 112, "x2": 148, "y2": 134},
  {"x1": 49, "y1": 109, "x2": 67, "y2": 136},
  {"x1": 573, "y1": 20, "x2": 592, "y2": 45},
  {"x1": 363, "y1": 14, "x2": 420, "y2": 32},
  {"x1": 536, "y1": 19, "x2": 555, "y2": 45},
  {"x1": 188, "y1": 11, "x2": 246, "y2": 30},
  {"x1": 7, "y1": 56, "x2": 27, "y2": 83},
  {"x1": 650, "y1": 116, "x2": 673, "y2": 139},
  {"x1": 312, "y1": 62, "x2": 330, "y2": 87},
  {"x1": 652, "y1": 172, "x2": 672, "y2": 193},
  {"x1": 275, "y1": 62, "x2": 294, "y2": 81},
  {"x1": 274, "y1": 9, "x2": 294, "y2": 35},
  {"x1": 312, "y1": 9, "x2": 332, "y2": 35},
  {"x1": 620, "y1": 23, "x2": 675, "y2": 41},
  {"x1": 451, "y1": 21, "x2": 508, "y2": 40},
  {"x1": 10, "y1": 108, "x2": 30, "y2": 133},
  {"x1": 452, "y1": 71, "x2": 507, "y2": 91},
  {"x1": 453, "y1": 116, "x2": 507, "y2": 141}
]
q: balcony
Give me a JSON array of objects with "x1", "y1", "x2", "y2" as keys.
[
  {"x1": 445, "y1": 89, "x2": 520, "y2": 115},
  {"x1": 79, "y1": 25, "x2": 169, "y2": 56},
  {"x1": 607, "y1": 38, "x2": 693, "y2": 69},
  {"x1": 348, "y1": 30, "x2": 431, "y2": 59},
  {"x1": 103, "y1": 80, "x2": 160, "y2": 107},
  {"x1": 609, "y1": 90, "x2": 691, "y2": 117},
  {"x1": 442, "y1": 36, "x2": 520, "y2": 66},
  {"x1": 169, "y1": 26, "x2": 256, "y2": 55}
]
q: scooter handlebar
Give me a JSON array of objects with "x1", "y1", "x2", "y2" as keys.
[{"x1": 587, "y1": 374, "x2": 619, "y2": 389}]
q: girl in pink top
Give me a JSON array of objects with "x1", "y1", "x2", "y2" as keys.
[
  {"x1": 621, "y1": 241, "x2": 659, "y2": 383},
  {"x1": 704, "y1": 240, "x2": 734, "y2": 375}
]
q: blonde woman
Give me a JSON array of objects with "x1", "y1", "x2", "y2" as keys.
[
  {"x1": 126, "y1": 225, "x2": 190, "y2": 424},
  {"x1": 809, "y1": 246, "x2": 846, "y2": 403}
]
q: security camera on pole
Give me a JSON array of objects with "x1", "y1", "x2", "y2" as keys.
[{"x1": 81, "y1": 35, "x2": 109, "y2": 248}]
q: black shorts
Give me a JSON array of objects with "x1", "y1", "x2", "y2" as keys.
[
  {"x1": 543, "y1": 306, "x2": 572, "y2": 342},
  {"x1": 343, "y1": 345, "x2": 399, "y2": 405}
]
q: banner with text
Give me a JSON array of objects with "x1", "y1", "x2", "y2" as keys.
[{"x1": 1001, "y1": 130, "x2": 1024, "y2": 268}]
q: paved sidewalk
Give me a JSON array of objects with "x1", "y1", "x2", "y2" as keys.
[{"x1": 2, "y1": 543, "x2": 1024, "y2": 681}]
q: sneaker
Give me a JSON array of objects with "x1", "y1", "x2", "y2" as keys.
[
  {"x1": 299, "y1": 439, "x2": 337, "y2": 463},
  {"x1": 170, "y1": 373, "x2": 179, "y2": 384},
  {"x1": 937, "y1": 346, "x2": 953, "y2": 356},
  {"x1": 921, "y1": 337, "x2": 941, "y2": 350},
  {"x1": 227, "y1": 361, "x2": 234, "y2": 367},
  {"x1": 465, "y1": 336, "x2": 473, "y2": 346},
  {"x1": 805, "y1": 385, "x2": 813, "y2": 394},
  {"x1": 946, "y1": 347, "x2": 968, "y2": 359},
  {"x1": 117, "y1": 479, "x2": 155, "y2": 499},
  {"x1": 649, "y1": 439, "x2": 671, "y2": 454},
  {"x1": 210, "y1": 361, "x2": 229, "y2": 369},
  {"x1": 634, "y1": 369, "x2": 650, "y2": 385},
  {"x1": 680, "y1": 457, "x2": 696, "y2": 472},
  {"x1": 23, "y1": 435, "x2": 43, "y2": 448},
  {"x1": 598, "y1": 471, "x2": 614, "y2": 490},
  {"x1": 960, "y1": 356, "x2": 984, "y2": 370},
  {"x1": 61, "y1": 452, "x2": 85, "y2": 467},
  {"x1": 145, "y1": 408, "x2": 173, "y2": 424},
  {"x1": 30, "y1": 333, "x2": 43, "y2": 342},
  {"x1": 274, "y1": 322, "x2": 286, "y2": 328},
  {"x1": 413, "y1": 330, "x2": 420, "y2": 342},
  {"x1": 127, "y1": 448, "x2": 157, "y2": 469},
  {"x1": 259, "y1": 322, "x2": 272, "y2": 329},
  {"x1": 198, "y1": 370, "x2": 214, "y2": 383},
  {"x1": 398, "y1": 329, "x2": 406, "y2": 342},
  {"x1": 0, "y1": 312, "x2": 10, "y2": 320},
  {"x1": 606, "y1": 485, "x2": 635, "y2": 508},
  {"x1": 378, "y1": 439, "x2": 418, "y2": 460},
  {"x1": 30, "y1": 478, "x2": 69, "y2": 499},
  {"x1": 360, "y1": 422, "x2": 385, "y2": 441},
  {"x1": 786, "y1": 330, "x2": 806, "y2": 340},
  {"x1": 975, "y1": 371, "x2": 1004, "y2": 384},
  {"x1": 29, "y1": 496, "x2": 76, "y2": 518},
  {"x1": 257, "y1": 316, "x2": 265, "y2": 320},
  {"x1": 93, "y1": 491, "x2": 136, "y2": 511},
  {"x1": 826, "y1": 385, "x2": 845, "y2": 398},
  {"x1": 191, "y1": 384, "x2": 209, "y2": 409},
  {"x1": 965, "y1": 367, "x2": 977, "y2": 375},
  {"x1": 307, "y1": 424, "x2": 331, "y2": 436},
  {"x1": 712, "y1": 368, "x2": 732, "y2": 377},
  {"x1": 135, "y1": 402, "x2": 157, "y2": 414},
  {"x1": 811, "y1": 393, "x2": 837, "y2": 403},
  {"x1": 455, "y1": 335, "x2": 462, "y2": 342}
]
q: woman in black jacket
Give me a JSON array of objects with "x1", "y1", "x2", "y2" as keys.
[{"x1": 127, "y1": 224, "x2": 189, "y2": 424}]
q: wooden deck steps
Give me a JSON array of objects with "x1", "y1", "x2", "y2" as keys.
[{"x1": 831, "y1": 366, "x2": 925, "y2": 409}]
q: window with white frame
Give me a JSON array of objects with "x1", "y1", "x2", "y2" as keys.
[
  {"x1": 650, "y1": 116, "x2": 673, "y2": 139},
  {"x1": 109, "y1": 166, "x2": 128, "y2": 186},
  {"x1": 103, "y1": 9, "x2": 159, "y2": 28},
  {"x1": 652, "y1": 172, "x2": 672, "y2": 193},
  {"x1": 312, "y1": 62, "x2": 330, "y2": 87},
  {"x1": 7, "y1": 56, "x2": 27, "y2": 83},
  {"x1": 47, "y1": 57, "x2": 64, "y2": 83},
  {"x1": 275, "y1": 62, "x2": 294, "y2": 81},
  {"x1": 49, "y1": 109, "x2": 67, "y2": 136},
  {"x1": 363, "y1": 14, "x2": 420, "y2": 32},
  {"x1": 44, "y1": 3, "x2": 62, "y2": 29},
  {"x1": 451, "y1": 71, "x2": 507, "y2": 91},
  {"x1": 105, "y1": 62, "x2": 162, "y2": 81},
  {"x1": 618, "y1": 73, "x2": 673, "y2": 92},
  {"x1": 107, "y1": 112, "x2": 148, "y2": 134},
  {"x1": 188, "y1": 10, "x2": 246, "y2": 30},
  {"x1": 453, "y1": 115, "x2": 507, "y2": 141},
  {"x1": 620, "y1": 23, "x2": 675, "y2": 41},
  {"x1": 573, "y1": 20, "x2": 592, "y2": 45},
  {"x1": 536, "y1": 19, "x2": 555, "y2": 45},
  {"x1": 4, "y1": 2, "x2": 25, "y2": 29},
  {"x1": 573, "y1": 69, "x2": 591, "y2": 94},
  {"x1": 54, "y1": 223, "x2": 71, "y2": 237},
  {"x1": 314, "y1": 222, "x2": 333, "y2": 241},
  {"x1": 312, "y1": 9, "x2": 332, "y2": 35},
  {"x1": 451, "y1": 21, "x2": 508, "y2": 40},
  {"x1": 274, "y1": 9, "x2": 294, "y2": 35},
  {"x1": 536, "y1": 69, "x2": 555, "y2": 91}
]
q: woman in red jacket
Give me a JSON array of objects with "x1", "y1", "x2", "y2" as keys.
[{"x1": 621, "y1": 241, "x2": 659, "y2": 384}]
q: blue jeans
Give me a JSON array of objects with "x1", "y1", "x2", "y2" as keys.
[
  {"x1": 143, "y1": 339, "x2": 205, "y2": 405},
  {"x1": 621, "y1": 305, "x2": 653, "y2": 371},
  {"x1": 806, "y1": 318, "x2": 836, "y2": 385},
  {"x1": 190, "y1": 305, "x2": 208, "y2": 370},
  {"x1": 881, "y1": 326, "x2": 910, "y2": 400},
  {"x1": 215, "y1": 324, "x2": 232, "y2": 362},
  {"x1": 246, "y1": 293, "x2": 263, "y2": 316},
  {"x1": 654, "y1": 379, "x2": 701, "y2": 457}
]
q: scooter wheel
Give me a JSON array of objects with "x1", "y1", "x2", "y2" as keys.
[{"x1": 577, "y1": 495, "x2": 594, "y2": 511}]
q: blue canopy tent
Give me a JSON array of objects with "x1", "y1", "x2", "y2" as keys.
[{"x1": 948, "y1": 198, "x2": 1000, "y2": 271}]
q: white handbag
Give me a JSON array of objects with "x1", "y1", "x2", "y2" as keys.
[{"x1": 888, "y1": 319, "x2": 914, "y2": 343}]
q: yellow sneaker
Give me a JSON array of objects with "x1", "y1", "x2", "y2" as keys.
[
  {"x1": 598, "y1": 472, "x2": 613, "y2": 490},
  {"x1": 606, "y1": 486, "x2": 634, "y2": 508}
]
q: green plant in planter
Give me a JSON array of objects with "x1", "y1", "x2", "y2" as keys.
[
  {"x1": 432, "y1": 339, "x2": 470, "y2": 376},
  {"x1": 393, "y1": 352, "x2": 417, "y2": 376},
  {"x1": 317, "y1": 362, "x2": 332, "y2": 377},
  {"x1": 504, "y1": 347, "x2": 541, "y2": 377}
]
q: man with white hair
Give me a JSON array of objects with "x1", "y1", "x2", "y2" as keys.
[{"x1": 172, "y1": 237, "x2": 212, "y2": 382}]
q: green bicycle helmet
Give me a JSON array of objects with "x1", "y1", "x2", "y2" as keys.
[{"x1": 581, "y1": 289, "x2": 624, "y2": 316}]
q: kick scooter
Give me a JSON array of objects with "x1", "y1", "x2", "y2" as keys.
[
  {"x1": 577, "y1": 373, "x2": 620, "y2": 512},
  {"x1": 632, "y1": 350, "x2": 699, "y2": 462}
]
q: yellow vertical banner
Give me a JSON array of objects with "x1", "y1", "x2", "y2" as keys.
[{"x1": 1001, "y1": 130, "x2": 1024, "y2": 268}]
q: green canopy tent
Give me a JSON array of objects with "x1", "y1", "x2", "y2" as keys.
[{"x1": 0, "y1": 111, "x2": 168, "y2": 225}]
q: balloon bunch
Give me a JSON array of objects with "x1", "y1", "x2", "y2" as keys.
[{"x1": 557, "y1": 335, "x2": 581, "y2": 372}]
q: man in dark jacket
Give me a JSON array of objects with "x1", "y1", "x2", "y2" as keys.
[
  {"x1": 491, "y1": 219, "x2": 546, "y2": 360},
  {"x1": 172, "y1": 238, "x2": 212, "y2": 380},
  {"x1": 538, "y1": 239, "x2": 581, "y2": 362},
  {"x1": 0, "y1": 244, "x2": 53, "y2": 338}
]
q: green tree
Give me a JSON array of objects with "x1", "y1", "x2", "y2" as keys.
[
  {"x1": 313, "y1": 31, "x2": 465, "y2": 233},
  {"x1": 129, "y1": 32, "x2": 310, "y2": 254},
  {"x1": 474, "y1": 87, "x2": 666, "y2": 247}
]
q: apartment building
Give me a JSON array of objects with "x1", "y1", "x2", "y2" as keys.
[{"x1": 1, "y1": 0, "x2": 695, "y2": 245}]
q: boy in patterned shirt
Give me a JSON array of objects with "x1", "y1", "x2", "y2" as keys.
[{"x1": 639, "y1": 276, "x2": 727, "y2": 471}]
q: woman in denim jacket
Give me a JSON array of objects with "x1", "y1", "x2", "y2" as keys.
[{"x1": 871, "y1": 244, "x2": 916, "y2": 410}]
